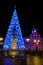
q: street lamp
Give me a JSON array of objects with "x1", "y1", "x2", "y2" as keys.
[{"x1": 0, "y1": 37, "x2": 3, "y2": 41}]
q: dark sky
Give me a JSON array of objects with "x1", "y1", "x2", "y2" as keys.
[{"x1": 0, "y1": 0, "x2": 43, "y2": 38}]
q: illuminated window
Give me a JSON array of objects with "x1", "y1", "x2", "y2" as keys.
[
  {"x1": 25, "y1": 38, "x2": 30, "y2": 42},
  {"x1": 36, "y1": 42, "x2": 39, "y2": 45},
  {"x1": 34, "y1": 30, "x2": 36, "y2": 32},
  {"x1": 34, "y1": 39, "x2": 36, "y2": 42},
  {"x1": 37, "y1": 40, "x2": 40, "y2": 42}
]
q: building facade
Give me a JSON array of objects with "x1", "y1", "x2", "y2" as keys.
[{"x1": 24, "y1": 28, "x2": 43, "y2": 51}]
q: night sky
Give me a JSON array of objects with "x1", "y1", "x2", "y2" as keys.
[{"x1": 0, "y1": 0, "x2": 43, "y2": 38}]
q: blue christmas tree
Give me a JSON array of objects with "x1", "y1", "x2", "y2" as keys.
[{"x1": 3, "y1": 7, "x2": 25, "y2": 50}]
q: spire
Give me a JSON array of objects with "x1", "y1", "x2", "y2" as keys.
[{"x1": 15, "y1": 6, "x2": 16, "y2": 8}]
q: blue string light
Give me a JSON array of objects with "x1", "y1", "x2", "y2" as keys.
[{"x1": 3, "y1": 7, "x2": 25, "y2": 50}]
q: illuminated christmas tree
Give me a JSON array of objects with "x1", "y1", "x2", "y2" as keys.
[{"x1": 3, "y1": 7, "x2": 25, "y2": 50}]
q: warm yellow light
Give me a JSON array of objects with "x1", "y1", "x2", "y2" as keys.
[
  {"x1": 26, "y1": 38, "x2": 30, "y2": 42},
  {"x1": 0, "y1": 37, "x2": 3, "y2": 41},
  {"x1": 0, "y1": 42, "x2": 3, "y2": 44},
  {"x1": 37, "y1": 40, "x2": 40, "y2": 42},
  {"x1": 34, "y1": 39, "x2": 36, "y2": 42}
]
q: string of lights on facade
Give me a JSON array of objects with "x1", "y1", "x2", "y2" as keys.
[{"x1": 24, "y1": 28, "x2": 43, "y2": 51}]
